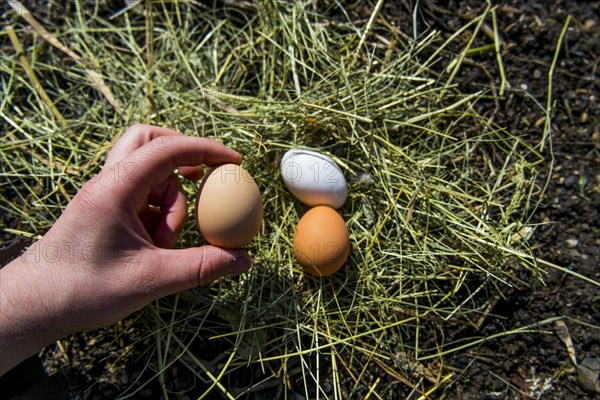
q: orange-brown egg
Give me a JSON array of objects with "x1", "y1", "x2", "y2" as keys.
[
  {"x1": 293, "y1": 206, "x2": 350, "y2": 276},
  {"x1": 196, "y1": 164, "x2": 263, "y2": 248}
]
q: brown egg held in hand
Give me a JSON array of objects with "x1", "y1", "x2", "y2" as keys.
[
  {"x1": 196, "y1": 164, "x2": 263, "y2": 248},
  {"x1": 293, "y1": 206, "x2": 350, "y2": 276}
]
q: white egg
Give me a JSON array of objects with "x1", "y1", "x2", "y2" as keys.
[{"x1": 280, "y1": 149, "x2": 348, "y2": 209}]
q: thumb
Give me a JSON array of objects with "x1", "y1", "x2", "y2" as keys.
[{"x1": 149, "y1": 246, "x2": 251, "y2": 295}]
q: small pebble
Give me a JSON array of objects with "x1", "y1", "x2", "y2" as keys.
[
  {"x1": 542, "y1": 336, "x2": 554, "y2": 345},
  {"x1": 455, "y1": 354, "x2": 470, "y2": 368},
  {"x1": 584, "y1": 19, "x2": 596, "y2": 30},
  {"x1": 564, "y1": 176, "x2": 578, "y2": 188},
  {"x1": 533, "y1": 69, "x2": 542, "y2": 79},
  {"x1": 567, "y1": 238, "x2": 579, "y2": 248},
  {"x1": 577, "y1": 357, "x2": 600, "y2": 393},
  {"x1": 546, "y1": 354, "x2": 560, "y2": 367},
  {"x1": 494, "y1": 380, "x2": 505, "y2": 391}
]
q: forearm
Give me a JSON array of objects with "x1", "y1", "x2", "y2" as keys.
[{"x1": 0, "y1": 254, "x2": 70, "y2": 375}]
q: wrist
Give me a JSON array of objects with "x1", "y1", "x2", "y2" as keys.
[{"x1": 0, "y1": 247, "x2": 72, "y2": 375}]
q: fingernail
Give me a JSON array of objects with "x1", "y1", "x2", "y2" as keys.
[{"x1": 228, "y1": 251, "x2": 251, "y2": 274}]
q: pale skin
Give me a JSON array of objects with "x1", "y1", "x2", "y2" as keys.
[{"x1": 0, "y1": 125, "x2": 251, "y2": 375}]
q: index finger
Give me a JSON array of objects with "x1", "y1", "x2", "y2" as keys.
[
  {"x1": 103, "y1": 135, "x2": 242, "y2": 211},
  {"x1": 106, "y1": 124, "x2": 205, "y2": 180}
]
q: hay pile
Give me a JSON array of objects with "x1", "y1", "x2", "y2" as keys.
[{"x1": 1, "y1": 1, "x2": 555, "y2": 397}]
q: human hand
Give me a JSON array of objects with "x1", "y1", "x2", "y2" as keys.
[{"x1": 0, "y1": 124, "x2": 251, "y2": 374}]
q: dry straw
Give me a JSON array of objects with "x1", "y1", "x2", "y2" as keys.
[{"x1": 2, "y1": 1, "x2": 593, "y2": 398}]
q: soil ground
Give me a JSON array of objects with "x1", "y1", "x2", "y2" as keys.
[
  {"x1": 2, "y1": 0, "x2": 599, "y2": 399},
  {"x1": 413, "y1": 1, "x2": 600, "y2": 398},
  {"x1": 318, "y1": 1, "x2": 600, "y2": 398}
]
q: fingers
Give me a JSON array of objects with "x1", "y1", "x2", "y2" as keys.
[
  {"x1": 106, "y1": 124, "x2": 180, "y2": 165},
  {"x1": 147, "y1": 174, "x2": 187, "y2": 248},
  {"x1": 105, "y1": 124, "x2": 205, "y2": 181},
  {"x1": 178, "y1": 166, "x2": 204, "y2": 181},
  {"x1": 99, "y1": 134, "x2": 242, "y2": 211},
  {"x1": 146, "y1": 246, "x2": 251, "y2": 296}
]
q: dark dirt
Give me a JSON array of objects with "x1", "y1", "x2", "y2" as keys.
[
  {"x1": 2, "y1": 0, "x2": 599, "y2": 399},
  {"x1": 380, "y1": 1, "x2": 600, "y2": 399}
]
